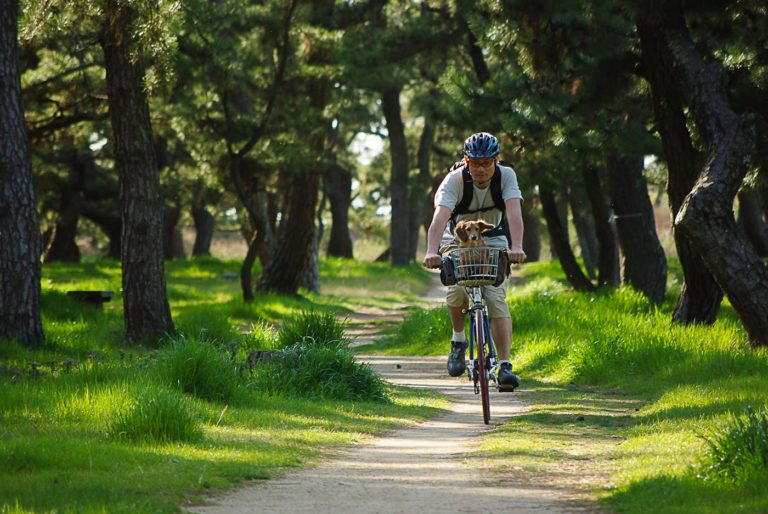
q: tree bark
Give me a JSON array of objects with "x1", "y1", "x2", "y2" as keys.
[
  {"x1": 257, "y1": 172, "x2": 320, "y2": 294},
  {"x1": 382, "y1": 86, "x2": 411, "y2": 266},
  {"x1": 407, "y1": 118, "x2": 435, "y2": 259},
  {"x1": 0, "y1": 0, "x2": 44, "y2": 345},
  {"x1": 540, "y1": 186, "x2": 595, "y2": 291},
  {"x1": 651, "y1": 0, "x2": 768, "y2": 346},
  {"x1": 521, "y1": 199, "x2": 541, "y2": 262},
  {"x1": 162, "y1": 205, "x2": 186, "y2": 260},
  {"x1": 81, "y1": 208, "x2": 121, "y2": 259},
  {"x1": 569, "y1": 183, "x2": 599, "y2": 280},
  {"x1": 44, "y1": 149, "x2": 86, "y2": 262},
  {"x1": 605, "y1": 153, "x2": 667, "y2": 303},
  {"x1": 737, "y1": 188, "x2": 768, "y2": 257},
  {"x1": 638, "y1": 8, "x2": 723, "y2": 323},
  {"x1": 191, "y1": 205, "x2": 214, "y2": 256},
  {"x1": 582, "y1": 167, "x2": 619, "y2": 287},
  {"x1": 325, "y1": 165, "x2": 354, "y2": 258},
  {"x1": 102, "y1": 0, "x2": 174, "y2": 343},
  {"x1": 241, "y1": 232, "x2": 258, "y2": 302}
]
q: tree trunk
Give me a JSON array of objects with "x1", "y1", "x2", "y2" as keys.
[
  {"x1": 737, "y1": 188, "x2": 768, "y2": 257},
  {"x1": 301, "y1": 228, "x2": 321, "y2": 294},
  {"x1": 102, "y1": 0, "x2": 174, "y2": 343},
  {"x1": 325, "y1": 165, "x2": 354, "y2": 258},
  {"x1": 163, "y1": 205, "x2": 186, "y2": 260},
  {"x1": 407, "y1": 119, "x2": 435, "y2": 260},
  {"x1": 569, "y1": 184, "x2": 599, "y2": 280},
  {"x1": 382, "y1": 87, "x2": 411, "y2": 266},
  {"x1": 257, "y1": 172, "x2": 320, "y2": 295},
  {"x1": 540, "y1": 186, "x2": 595, "y2": 291},
  {"x1": 241, "y1": 232, "x2": 258, "y2": 302},
  {"x1": 605, "y1": 153, "x2": 667, "y2": 303},
  {"x1": 0, "y1": 0, "x2": 44, "y2": 345},
  {"x1": 638, "y1": 9, "x2": 723, "y2": 323},
  {"x1": 521, "y1": 201, "x2": 541, "y2": 262},
  {"x1": 548, "y1": 190, "x2": 570, "y2": 260},
  {"x1": 191, "y1": 205, "x2": 214, "y2": 256},
  {"x1": 45, "y1": 149, "x2": 86, "y2": 262},
  {"x1": 81, "y1": 208, "x2": 121, "y2": 259},
  {"x1": 652, "y1": 0, "x2": 768, "y2": 346},
  {"x1": 582, "y1": 167, "x2": 619, "y2": 287}
]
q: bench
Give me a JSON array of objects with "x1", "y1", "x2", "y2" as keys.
[{"x1": 67, "y1": 290, "x2": 114, "y2": 308}]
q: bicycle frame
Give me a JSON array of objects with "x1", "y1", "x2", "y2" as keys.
[
  {"x1": 440, "y1": 246, "x2": 505, "y2": 425},
  {"x1": 465, "y1": 286, "x2": 498, "y2": 424}
]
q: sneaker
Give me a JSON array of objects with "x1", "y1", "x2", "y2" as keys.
[
  {"x1": 447, "y1": 341, "x2": 468, "y2": 377},
  {"x1": 497, "y1": 362, "x2": 520, "y2": 391}
]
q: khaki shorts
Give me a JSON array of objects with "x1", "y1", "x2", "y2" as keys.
[
  {"x1": 445, "y1": 278, "x2": 511, "y2": 319},
  {"x1": 440, "y1": 242, "x2": 510, "y2": 319}
]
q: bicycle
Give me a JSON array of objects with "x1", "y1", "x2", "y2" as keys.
[{"x1": 439, "y1": 246, "x2": 509, "y2": 425}]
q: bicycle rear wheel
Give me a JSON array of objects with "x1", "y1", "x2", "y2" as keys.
[{"x1": 474, "y1": 309, "x2": 491, "y2": 424}]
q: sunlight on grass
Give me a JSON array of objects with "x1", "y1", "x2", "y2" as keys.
[
  {"x1": 379, "y1": 259, "x2": 768, "y2": 513},
  {"x1": 0, "y1": 257, "x2": 444, "y2": 513}
]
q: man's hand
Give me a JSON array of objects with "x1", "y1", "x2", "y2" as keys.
[
  {"x1": 507, "y1": 247, "x2": 526, "y2": 264},
  {"x1": 423, "y1": 252, "x2": 442, "y2": 269}
]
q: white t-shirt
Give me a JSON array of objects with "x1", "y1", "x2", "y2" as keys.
[{"x1": 434, "y1": 164, "x2": 523, "y2": 248}]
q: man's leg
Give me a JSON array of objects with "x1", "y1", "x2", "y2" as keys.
[
  {"x1": 449, "y1": 303, "x2": 467, "y2": 332},
  {"x1": 484, "y1": 283, "x2": 519, "y2": 389},
  {"x1": 445, "y1": 287, "x2": 469, "y2": 377},
  {"x1": 490, "y1": 316, "x2": 512, "y2": 360}
]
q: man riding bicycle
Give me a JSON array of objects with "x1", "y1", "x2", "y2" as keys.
[{"x1": 422, "y1": 132, "x2": 526, "y2": 389}]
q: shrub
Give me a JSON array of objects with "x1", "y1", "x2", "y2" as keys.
[
  {"x1": 255, "y1": 340, "x2": 388, "y2": 402},
  {"x1": 110, "y1": 384, "x2": 202, "y2": 443},
  {"x1": 276, "y1": 310, "x2": 349, "y2": 350},
  {"x1": 699, "y1": 405, "x2": 768, "y2": 482},
  {"x1": 155, "y1": 335, "x2": 239, "y2": 403}
]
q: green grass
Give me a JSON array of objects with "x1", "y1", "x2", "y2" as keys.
[
  {"x1": 369, "y1": 259, "x2": 768, "y2": 514},
  {"x1": 0, "y1": 256, "x2": 444, "y2": 513}
]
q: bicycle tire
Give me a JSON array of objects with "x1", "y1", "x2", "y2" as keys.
[{"x1": 475, "y1": 309, "x2": 491, "y2": 425}]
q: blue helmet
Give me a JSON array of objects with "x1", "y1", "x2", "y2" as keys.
[{"x1": 463, "y1": 132, "x2": 500, "y2": 158}]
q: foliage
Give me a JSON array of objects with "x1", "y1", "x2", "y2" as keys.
[
  {"x1": 109, "y1": 382, "x2": 203, "y2": 443},
  {"x1": 154, "y1": 335, "x2": 240, "y2": 403},
  {"x1": 276, "y1": 310, "x2": 349, "y2": 350},
  {"x1": 254, "y1": 337, "x2": 388, "y2": 403},
  {"x1": 698, "y1": 405, "x2": 768, "y2": 483},
  {"x1": 0, "y1": 257, "x2": 443, "y2": 512},
  {"x1": 378, "y1": 261, "x2": 768, "y2": 512}
]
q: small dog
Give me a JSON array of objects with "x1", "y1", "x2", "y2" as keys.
[{"x1": 455, "y1": 220, "x2": 495, "y2": 279}]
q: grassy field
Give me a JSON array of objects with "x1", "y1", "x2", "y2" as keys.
[
  {"x1": 359, "y1": 260, "x2": 768, "y2": 514},
  {"x1": 0, "y1": 257, "x2": 445, "y2": 513}
]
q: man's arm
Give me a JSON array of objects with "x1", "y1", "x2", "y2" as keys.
[
  {"x1": 505, "y1": 198, "x2": 526, "y2": 263},
  {"x1": 422, "y1": 205, "x2": 452, "y2": 268}
]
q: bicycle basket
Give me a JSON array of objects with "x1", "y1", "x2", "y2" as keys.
[{"x1": 447, "y1": 247, "x2": 504, "y2": 286}]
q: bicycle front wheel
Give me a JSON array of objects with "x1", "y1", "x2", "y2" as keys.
[{"x1": 475, "y1": 309, "x2": 491, "y2": 425}]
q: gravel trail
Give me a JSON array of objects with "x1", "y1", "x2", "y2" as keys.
[{"x1": 186, "y1": 274, "x2": 597, "y2": 514}]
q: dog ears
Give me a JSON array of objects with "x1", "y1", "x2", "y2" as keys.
[
  {"x1": 479, "y1": 220, "x2": 495, "y2": 233},
  {"x1": 455, "y1": 225, "x2": 468, "y2": 242}
]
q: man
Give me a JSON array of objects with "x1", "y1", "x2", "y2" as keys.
[{"x1": 423, "y1": 132, "x2": 526, "y2": 389}]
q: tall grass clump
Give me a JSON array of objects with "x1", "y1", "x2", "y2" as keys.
[
  {"x1": 154, "y1": 335, "x2": 239, "y2": 403},
  {"x1": 698, "y1": 405, "x2": 768, "y2": 482},
  {"x1": 255, "y1": 311, "x2": 387, "y2": 402},
  {"x1": 109, "y1": 383, "x2": 202, "y2": 443},
  {"x1": 258, "y1": 340, "x2": 388, "y2": 402},
  {"x1": 276, "y1": 310, "x2": 349, "y2": 349}
]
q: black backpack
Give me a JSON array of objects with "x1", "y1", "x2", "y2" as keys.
[{"x1": 447, "y1": 161, "x2": 511, "y2": 245}]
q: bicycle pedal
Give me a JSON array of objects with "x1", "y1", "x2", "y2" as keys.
[{"x1": 496, "y1": 384, "x2": 516, "y2": 393}]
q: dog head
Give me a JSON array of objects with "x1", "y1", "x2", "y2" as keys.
[{"x1": 455, "y1": 220, "x2": 495, "y2": 244}]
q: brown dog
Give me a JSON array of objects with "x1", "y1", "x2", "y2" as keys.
[{"x1": 455, "y1": 220, "x2": 495, "y2": 279}]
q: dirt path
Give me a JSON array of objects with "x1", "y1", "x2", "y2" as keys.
[{"x1": 186, "y1": 273, "x2": 597, "y2": 514}]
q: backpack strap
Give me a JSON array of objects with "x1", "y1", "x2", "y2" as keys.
[{"x1": 448, "y1": 164, "x2": 511, "y2": 246}]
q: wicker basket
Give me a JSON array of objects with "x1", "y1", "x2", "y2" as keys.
[{"x1": 446, "y1": 247, "x2": 504, "y2": 286}]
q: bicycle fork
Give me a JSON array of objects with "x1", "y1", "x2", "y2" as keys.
[{"x1": 467, "y1": 305, "x2": 498, "y2": 394}]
